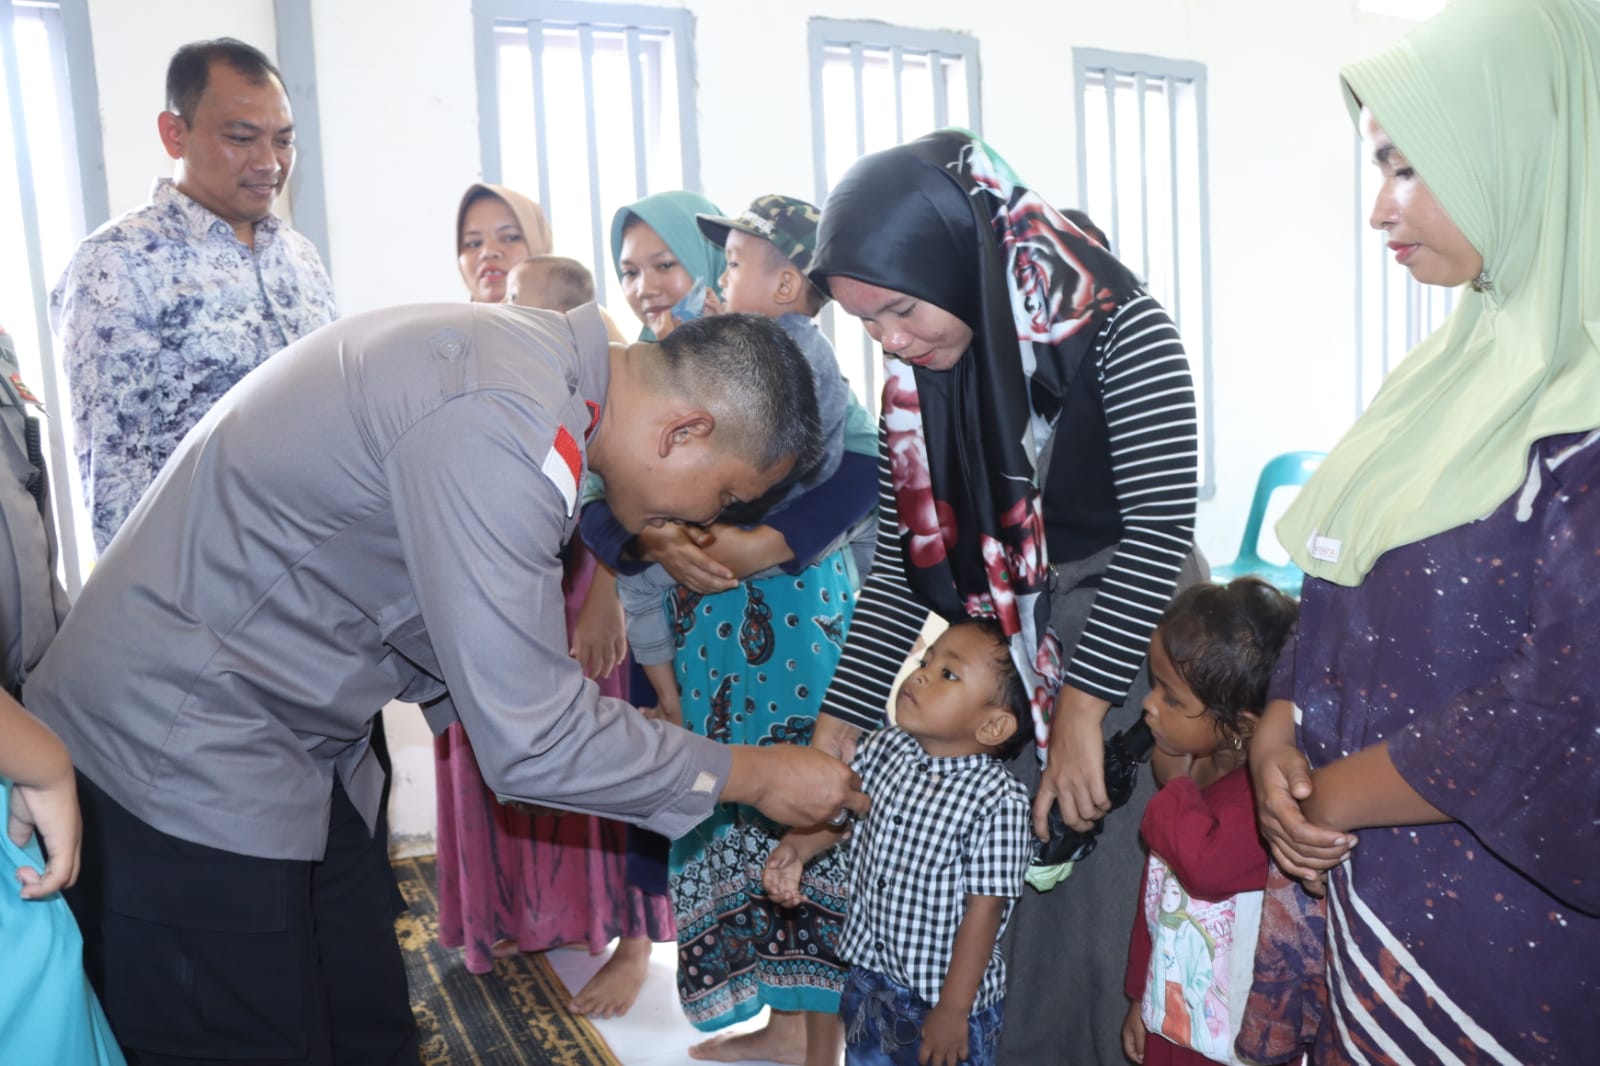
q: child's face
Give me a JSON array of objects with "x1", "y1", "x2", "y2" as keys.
[
  {"x1": 718, "y1": 230, "x2": 789, "y2": 317},
  {"x1": 617, "y1": 221, "x2": 694, "y2": 333},
  {"x1": 894, "y1": 625, "x2": 1012, "y2": 757},
  {"x1": 1141, "y1": 632, "x2": 1223, "y2": 758}
]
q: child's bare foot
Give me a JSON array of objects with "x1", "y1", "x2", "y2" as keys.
[
  {"x1": 569, "y1": 936, "x2": 651, "y2": 1018},
  {"x1": 688, "y1": 1011, "x2": 807, "y2": 1063}
]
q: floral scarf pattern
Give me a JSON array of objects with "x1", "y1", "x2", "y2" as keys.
[{"x1": 815, "y1": 130, "x2": 1140, "y2": 748}]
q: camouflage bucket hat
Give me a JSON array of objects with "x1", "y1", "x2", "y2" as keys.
[{"x1": 696, "y1": 194, "x2": 822, "y2": 274}]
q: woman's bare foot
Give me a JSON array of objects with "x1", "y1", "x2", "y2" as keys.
[
  {"x1": 490, "y1": 938, "x2": 521, "y2": 959},
  {"x1": 569, "y1": 936, "x2": 651, "y2": 1019},
  {"x1": 688, "y1": 1011, "x2": 807, "y2": 1063}
]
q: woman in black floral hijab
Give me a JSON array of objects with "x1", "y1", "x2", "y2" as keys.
[{"x1": 811, "y1": 129, "x2": 1206, "y2": 1066}]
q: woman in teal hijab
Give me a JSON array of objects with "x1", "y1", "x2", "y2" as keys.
[
  {"x1": 609, "y1": 191, "x2": 727, "y2": 340},
  {"x1": 595, "y1": 190, "x2": 857, "y2": 1062},
  {"x1": 1249, "y1": 0, "x2": 1600, "y2": 1061}
]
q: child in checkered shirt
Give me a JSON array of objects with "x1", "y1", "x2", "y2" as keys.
[{"x1": 764, "y1": 620, "x2": 1036, "y2": 1066}]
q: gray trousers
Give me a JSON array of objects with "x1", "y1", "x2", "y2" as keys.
[{"x1": 996, "y1": 544, "x2": 1209, "y2": 1066}]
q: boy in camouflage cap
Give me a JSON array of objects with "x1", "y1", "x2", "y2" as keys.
[
  {"x1": 609, "y1": 195, "x2": 880, "y2": 729},
  {"x1": 697, "y1": 194, "x2": 829, "y2": 320}
]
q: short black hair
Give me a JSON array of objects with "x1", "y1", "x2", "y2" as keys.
[
  {"x1": 166, "y1": 38, "x2": 284, "y2": 123},
  {"x1": 654, "y1": 313, "x2": 823, "y2": 478},
  {"x1": 964, "y1": 619, "x2": 1035, "y2": 761},
  {"x1": 1156, "y1": 577, "x2": 1299, "y2": 743}
]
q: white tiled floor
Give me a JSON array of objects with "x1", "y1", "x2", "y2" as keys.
[{"x1": 546, "y1": 941, "x2": 784, "y2": 1066}]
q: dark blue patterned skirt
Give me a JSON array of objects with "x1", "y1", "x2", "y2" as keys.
[{"x1": 666, "y1": 550, "x2": 855, "y2": 1030}]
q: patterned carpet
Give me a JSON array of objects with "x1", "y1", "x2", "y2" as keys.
[{"x1": 395, "y1": 855, "x2": 622, "y2": 1066}]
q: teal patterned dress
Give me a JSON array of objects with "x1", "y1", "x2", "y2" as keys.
[{"x1": 667, "y1": 549, "x2": 855, "y2": 1030}]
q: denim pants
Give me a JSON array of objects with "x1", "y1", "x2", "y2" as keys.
[{"x1": 841, "y1": 967, "x2": 1004, "y2": 1066}]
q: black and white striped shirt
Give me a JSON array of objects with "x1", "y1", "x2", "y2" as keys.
[
  {"x1": 825, "y1": 294, "x2": 1198, "y2": 730},
  {"x1": 838, "y1": 727, "x2": 1033, "y2": 1011}
]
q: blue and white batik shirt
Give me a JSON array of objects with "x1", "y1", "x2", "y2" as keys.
[
  {"x1": 50, "y1": 178, "x2": 337, "y2": 551},
  {"x1": 839, "y1": 726, "x2": 1033, "y2": 1011}
]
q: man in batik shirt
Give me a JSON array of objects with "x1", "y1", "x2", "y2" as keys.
[{"x1": 50, "y1": 36, "x2": 335, "y2": 552}]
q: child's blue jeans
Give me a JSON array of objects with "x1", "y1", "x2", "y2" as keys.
[{"x1": 841, "y1": 966, "x2": 1004, "y2": 1066}]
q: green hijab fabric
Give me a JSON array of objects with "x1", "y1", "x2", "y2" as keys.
[
  {"x1": 608, "y1": 190, "x2": 726, "y2": 341},
  {"x1": 1277, "y1": 0, "x2": 1600, "y2": 586}
]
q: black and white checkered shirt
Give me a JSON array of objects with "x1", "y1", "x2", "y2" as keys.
[{"x1": 839, "y1": 727, "x2": 1033, "y2": 1010}]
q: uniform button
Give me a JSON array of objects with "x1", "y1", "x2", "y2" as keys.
[
  {"x1": 429, "y1": 328, "x2": 470, "y2": 361},
  {"x1": 893, "y1": 814, "x2": 903, "y2": 825},
  {"x1": 875, "y1": 939, "x2": 885, "y2": 951},
  {"x1": 877, "y1": 876, "x2": 887, "y2": 889}
]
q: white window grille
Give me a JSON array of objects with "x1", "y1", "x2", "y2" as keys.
[
  {"x1": 807, "y1": 19, "x2": 981, "y2": 413},
  {"x1": 1, "y1": 0, "x2": 103, "y2": 591},
  {"x1": 1074, "y1": 48, "x2": 1214, "y2": 497},
  {"x1": 1358, "y1": 0, "x2": 1447, "y2": 19},
  {"x1": 474, "y1": 0, "x2": 698, "y2": 338}
]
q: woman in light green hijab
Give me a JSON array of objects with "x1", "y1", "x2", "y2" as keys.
[
  {"x1": 609, "y1": 190, "x2": 727, "y2": 340},
  {"x1": 1248, "y1": 1, "x2": 1600, "y2": 1061}
]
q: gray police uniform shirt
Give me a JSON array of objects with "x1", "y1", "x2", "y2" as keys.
[{"x1": 23, "y1": 301, "x2": 730, "y2": 861}]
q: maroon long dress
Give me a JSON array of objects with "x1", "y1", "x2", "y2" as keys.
[{"x1": 433, "y1": 540, "x2": 674, "y2": 973}]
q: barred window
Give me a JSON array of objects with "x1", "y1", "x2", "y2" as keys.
[
  {"x1": 1074, "y1": 48, "x2": 1214, "y2": 497},
  {"x1": 807, "y1": 18, "x2": 980, "y2": 413},
  {"x1": 1, "y1": 0, "x2": 104, "y2": 589},
  {"x1": 475, "y1": 0, "x2": 699, "y2": 338}
]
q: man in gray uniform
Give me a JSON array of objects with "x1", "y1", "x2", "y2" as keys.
[{"x1": 24, "y1": 302, "x2": 867, "y2": 1065}]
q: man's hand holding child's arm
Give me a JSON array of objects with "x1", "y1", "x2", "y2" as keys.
[{"x1": 920, "y1": 894, "x2": 1005, "y2": 1066}]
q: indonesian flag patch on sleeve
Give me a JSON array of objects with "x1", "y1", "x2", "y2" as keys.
[{"x1": 539, "y1": 425, "x2": 583, "y2": 516}]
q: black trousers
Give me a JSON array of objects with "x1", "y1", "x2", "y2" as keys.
[{"x1": 68, "y1": 773, "x2": 418, "y2": 1066}]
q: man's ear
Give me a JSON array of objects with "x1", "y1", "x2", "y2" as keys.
[
  {"x1": 976, "y1": 708, "x2": 1019, "y2": 749},
  {"x1": 657, "y1": 411, "x2": 716, "y2": 457},
  {"x1": 157, "y1": 111, "x2": 187, "y2": 161}
]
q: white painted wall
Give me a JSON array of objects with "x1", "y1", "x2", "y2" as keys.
[
  {"x1": 85, "y1": 0, "x2": 280, "y2": 221},
  {"x1": 74, "y1": 0, "x2": 1422, "y2": 847}
]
